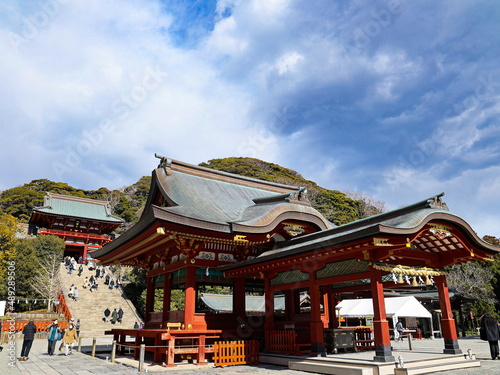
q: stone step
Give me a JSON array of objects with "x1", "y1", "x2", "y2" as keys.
[
  {"x1": 59, "y1": 263, "x2": 143, "y2": 338},
  {"x1": 394, "y1": 359, "x2": 481, "y2": 375},
  {"x1": 290, "y1": 361, "x2": 373, "y2": 375}
]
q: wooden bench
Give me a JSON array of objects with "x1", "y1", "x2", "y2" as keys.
[{"x1": 166, "y1": 322, "x2": 183, "y2": 331}]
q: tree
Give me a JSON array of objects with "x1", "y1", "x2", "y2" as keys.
[
  {"x1": 11, "y1": 239, "x2": 39, "y2": 301},
  {"x1": 447, "y1": 262, "x2": 496, "y2": 304},
  {"x1": 345, "y1": 190, "x2": 387, "y2": 218},
  {"x1": 0, "y1": 213, "x2": 19, "y2": 299},
  {"x1": 31, "y1": 251, "x2": 62, "y2": 310}
]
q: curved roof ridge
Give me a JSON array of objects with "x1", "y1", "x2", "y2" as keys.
[{"x1": 155, "y1": 153, "x2": 304, "y2": 193}]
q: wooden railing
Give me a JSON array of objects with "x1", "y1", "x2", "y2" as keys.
[
  {"x1": 56, "y1": 290, "x2": 73, "y2": 321},
  {"x1": 265, "y1": 330, "x2": 296, "y2": 354},
  {"x1": 354, "y1": 327, "x2": 374, "y2": 351},
  {"x1": 213, "y1": 340, "x2": 259, "y2": 367},
  {"x1": 0, "y1": 319, "x2": 68, "y2": 334},
  {"x1": 265, "y1": 329, "x2": 310, "y2": 355}
]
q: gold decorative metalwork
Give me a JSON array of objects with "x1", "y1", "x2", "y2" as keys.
[
  {"x1": 283, "y1": 222, "x2": 306, "y2": 237},
  {"x1": 233, "y1": 235, "x2": 248, "y2": 242},
  {"x1": 373, "y1": 238, "x2": 392, "y2": 246}
]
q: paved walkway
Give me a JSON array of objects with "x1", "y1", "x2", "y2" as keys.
[{"x1": 1, "y1": 335, "x2": 498, "y2": 374}]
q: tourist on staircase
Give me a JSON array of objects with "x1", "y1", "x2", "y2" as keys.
[
  {"x1": 111, "y1": 308, "x2": 118, "y2": 325},
  {"x1": 118, "y1": 307, "x2": 124, "y2": 324},
  {"x1": 104, "y1": 308, "x2": 111, "y2": 322}
]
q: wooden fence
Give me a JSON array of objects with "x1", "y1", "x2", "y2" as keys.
[
  {"x1": 213, "y1": 340, "x2": 259, "y2": 367},
  {"x1": 265, "y1": 330, "x2": 296, "y2": 354}
]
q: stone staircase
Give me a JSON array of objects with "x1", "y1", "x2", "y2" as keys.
[{"x1": 59, "y1": 263, "x2": 143, "y2": 338}]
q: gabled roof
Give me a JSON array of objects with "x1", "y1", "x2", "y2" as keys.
[
  {"x1": 221, "y1": 193, "x2": 500, "y2": 271},
  {"x1": 93, "y1": 156, "x2": 332, "y2": 261},
  {"x1": 142, "y1": 155, "x2": 332, "y2": 233},
  {"x1": 31, "y1": 193, "x2": 123, "y2": 223}
]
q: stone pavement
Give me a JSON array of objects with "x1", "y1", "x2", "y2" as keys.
[{"x1": 1, "y1": 335, "x2": 499, "y2": 374}]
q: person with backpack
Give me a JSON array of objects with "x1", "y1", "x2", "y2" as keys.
[{"x1": 46, "y1": 319, "x2": 61, "y2": 355}]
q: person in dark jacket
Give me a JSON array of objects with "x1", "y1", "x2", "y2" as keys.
[
  {"x1": 480, "y1": 313, "x2": 500, "y2": 360},
  {"x1": 20, "y1": 320, "x2": 37, "y2": 360},
  {"x1": 117, "y1": 307, "x2": 124, "y2": 323},
  {"x1": 104, "y1": 308, "x2": 111, "y2": 322}
]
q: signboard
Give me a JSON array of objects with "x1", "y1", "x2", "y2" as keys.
[{"x1": 365, "y1": 316, "x2": 373, "y2": 328}]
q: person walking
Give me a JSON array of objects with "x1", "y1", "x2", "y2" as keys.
[
  {"x1": 19, "y1": 319, "x2": 37, "y2": 361},
  {"x1": 46, "y1": 319, "x2": 60, "y2": 355},
  {"x1": 62, "y1": 323, "x2": 78, "y2": 355},
  {"x1": 73, "y1": 287, "x2": 79, "y2": 301},
  {"x1": 111, "y1": 308, "x2": 118, "y2": 325},
  {"x1": 396, "y1": 320, "x2": 405, "y2": 341},
  {"x1": 117, "y1": 307, "x2": 124, "y2": 324},
  {"x1": 75, "y1": 319, "x2": 81, "y2": 337},
  {"x1": 480, "y1": 313, "x2": 500, "y2": 360},
  {"x1": 78, "y1": 264, "x2": 83, "y2": 277},
  {"x1": 104, "y1": 308, "x2": 111, "y2": 322}
]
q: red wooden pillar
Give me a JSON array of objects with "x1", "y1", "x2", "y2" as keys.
[
  {"x1": 435, "y1": 275, "x2": 462, "y2": 354},
  {"x1": 184, "y1": 266, "x2": 196, "y2": 328},
  {"x1": 284, "y1": 289, "x2": 295, "y2": 322},
  {"x1": 82, "y1": 245, "x2": 88, "y2": 262},
  {"x1": 370, "y1": 267, "x2": 395, "y2": 362},
  {"x1": 233, "y1": 277, "x2": 246, "y2": 319},
  {"x1": 264, "y1": 274, "x2": 275, "y2": 333},
  {"x1": 145, "y1": 276, "x2": 155, "y2": 323},
  {"x1": 323, "y1": 285, "x2": 333, "y2": 328},
  {"x1": 308, "y1": 274, "x2": 326, "y2": 356},
  {"x1": 162, "y1": 273, "x2": 172, "y2": 324}
]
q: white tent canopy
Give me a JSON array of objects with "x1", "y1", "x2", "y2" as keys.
[{"x1": 336, "y1": 296, "x2": 431, "y2": 318}]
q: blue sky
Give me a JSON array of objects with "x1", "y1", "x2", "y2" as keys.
[{"x1": 1, "y1": 0, "x2": 499, "y2": 237}]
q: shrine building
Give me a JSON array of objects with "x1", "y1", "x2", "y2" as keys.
[
  {"x1": 92, "y1": 155, "x2": 500, "y2": 366},
  {"x1": 29, "y1": 193, "x2": 123, "y2": 260}
]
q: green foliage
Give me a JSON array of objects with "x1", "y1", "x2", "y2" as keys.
[
  {"x1": 123, "y1": 268, "x2": 147, "y2": 318},
  {"x1": 0, "y1": 213, "x2": 19, "y2": 299},
  {"x1": 33, "y1": 235, "x2": 65, "y2": 259},
  {"x1": 200, "y1": 157, "x2": 363, "y2": 225},
  {"x1": 113, "y1": 196, "x2": 138, "y2": 223},
  {"x1": 10, "y1": 238, "x2": 39, "y2": 299},
  {"x1": 0, "y1": 187, "x2": 44, "y2": 222},
  {"x1": 170, "y1": 289, "x2": 185, "y2": 311}
]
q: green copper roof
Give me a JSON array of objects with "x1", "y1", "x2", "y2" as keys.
[{"x1": 34, "y1": 193, "x2": 123, "y2": 223}]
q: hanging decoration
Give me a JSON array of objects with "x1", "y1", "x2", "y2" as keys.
[{"x1": 371, "y1": 263, "x2": 447, "y2": 277}]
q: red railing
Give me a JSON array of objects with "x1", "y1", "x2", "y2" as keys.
[
  {"x1": 265, "y1": 330, "x2": 297, "y2": 354},
  {"x1": 0, "y1": 319, "x2": 68, "y2": 334},
  {"x1": 39, "y1": 228, "x2": 110, "y2": 242},
  {"x1": 56, "y1": 290, "x2": 73, "y2": 321}
]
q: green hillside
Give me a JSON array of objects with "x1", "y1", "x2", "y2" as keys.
[{"x1": 0, "y1": 157, "x2": 378, "y2": 226}]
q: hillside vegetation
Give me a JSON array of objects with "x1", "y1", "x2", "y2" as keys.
[{"x1": 0, "y1": 157, "x2": 380, "y2": 226}]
